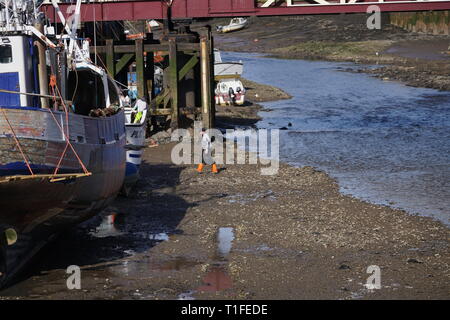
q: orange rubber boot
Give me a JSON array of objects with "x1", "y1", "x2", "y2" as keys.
[
  {"x1": 196, "y1": 164, "x2": 204, "y2": 173},
  {"x1": 212, "y1": 163, "x2": 218, "y2": 174}
]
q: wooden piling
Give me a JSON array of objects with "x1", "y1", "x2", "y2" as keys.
[
  {"x1": 90, "y1": 22, "x2": 216, "y2": 129},
  {"x1": 169, "y1": 38, "x2": 179, "y2": 129},
  {"x1": 135, "y1": 38, "x2": 146, "y2": 98},
  {"x1": 106, "y1": 39, "x2": 115, "y2": 77}
]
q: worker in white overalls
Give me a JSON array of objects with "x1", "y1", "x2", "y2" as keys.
[
  {"x1": 132, "y1": 96, "x2": 147, "y2": 123},
  {"x1": 197, "y1": 128, "x2": 218, "y2": 174}
]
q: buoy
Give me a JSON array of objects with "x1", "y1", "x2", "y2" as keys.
[{"x1": 5, "y1": 228, "x2": 17, "y2": 246}]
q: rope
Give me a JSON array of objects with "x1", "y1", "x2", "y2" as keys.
[
  {"x1": 48, "y1": 72, "x2": 90, "y2": 176},
  {"x1": 0, "y1": 109, "x2": 35, "y2": 176}
]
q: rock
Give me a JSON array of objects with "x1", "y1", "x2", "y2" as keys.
[
  {"x1": 151, "y1": 130, "x2": 171, "y2": 140},
  {"x1": 151, "y1": 130, "x2": 172, "y2": 144},
  {"x1": 279, "y1": 127, "x2": 288, "y2": 130},
  {"x1": 407, "y1": 258, "x2": 423, "y2": 264},
  {"x1": 339, "y1": 264, "x2": 351, "y2": 270}
]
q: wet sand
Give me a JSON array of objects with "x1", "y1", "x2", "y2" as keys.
[
  {"x1": 211, "y1": 15, "x2": 450, "y2": 91},
  {"x1": 1, "y1": 140, "x2": 448, "y2": 300}
]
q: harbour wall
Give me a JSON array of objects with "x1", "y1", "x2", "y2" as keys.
[{"x1": 389, "y1": 11, "x2": 450, "y2": 35}]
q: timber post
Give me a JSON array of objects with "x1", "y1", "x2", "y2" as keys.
[
  {"x1": 208, "y1": 27, "x2": 215, "y2": 128},
  {"x1": 169, "y1": 37, "x2": 179, "y2": 129},
  {"x1": 135, "y1": 38, "x2": 146, "y2": 98},
  {"x1": 106, "y1": 39, "x2": 115, "y2": 77}
]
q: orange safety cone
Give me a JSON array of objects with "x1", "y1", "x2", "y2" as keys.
[
  {"x1": 196, "y1": 164, "x2": 204, "y2": 173},
  {"x1": 212, "y1": 163, "x2": 218, "y2": 174}
]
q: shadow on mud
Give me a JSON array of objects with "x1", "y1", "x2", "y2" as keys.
[{"x1": 11, "y1": 161, "x2": 193, "y2": 285}]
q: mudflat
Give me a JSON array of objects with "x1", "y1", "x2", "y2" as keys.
[
  {"x1": 211, "y1": 14, "x2": 450, "y2": 91},
  {"x1": 2, "y1": 141, "x2": 447, "y2": 299}
]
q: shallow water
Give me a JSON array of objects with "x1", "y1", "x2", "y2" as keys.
[{"x1": 222, "y1": 51, "x2": 450, "y2": 226}]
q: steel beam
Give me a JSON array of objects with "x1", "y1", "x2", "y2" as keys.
[{"x1": 43, "y1": 1, "x2": 450, "y2": 21}]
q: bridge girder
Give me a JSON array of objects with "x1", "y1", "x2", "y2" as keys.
[{"x1": 42, "y1": 0, "x2": 450, "y2": 22}]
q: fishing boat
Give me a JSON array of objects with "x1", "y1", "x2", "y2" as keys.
[
  {"x1": 123, "y1": 104, "x2": 147, "y2": 196},
  {"x1": 0, "y1": 0, "x2": 126, "y2": 286},
  {"x1": 216, "y1": 17, "x2": 248, "y2": 34}
]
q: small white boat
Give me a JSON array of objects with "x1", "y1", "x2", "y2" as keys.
[
  {"x1": 216, "y1": 18, "x2": 248, "y2": 34},
  {"x1": 215, "y1": 78, "x2": 245, "y2": 106},
  {"x1": 215, "y1": 62, "x2": 243, "y2": 78},
  {"x1": 214, "y1": 49, "x2": 244, "y2": 78}
]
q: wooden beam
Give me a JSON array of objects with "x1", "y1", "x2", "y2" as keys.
[
  {"x1": 135, "y1": 39, "x2": 146, "y2": 98},
  {"x1": 145, "y1": 50, "x2": 155, "y2": 100},
  {"x1": 169, "y1": 38, "x2": 179, "y2": 129},
  {"x1": 115, "y1": 53, "x2": 134, "y2": 76},
  {"x1": 178, "y1": 55, "x2": 199, "y2": 82},
  {"x1": 209, "y1": 32, "x2": 216, "y2": 128},
  {"x1": 153, "y1": 88, "x2": 170, "y2": 106},
  {"x1": 106, "y1": 39, "x2": 115, "y2": 77},
  {"x1": 149, "y1": 108, "x2": 172, "y2": 116},
  {"x1": 90, "y1": 43, "x2": 200, "y2": 54}
]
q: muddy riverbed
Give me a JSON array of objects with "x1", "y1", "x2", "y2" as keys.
[
  {"x1": 0, "y1": 140, "x2": 448, "y2": 299},
  {"x1": 211, "y1": 15, "x2": 450, "y2": 91}
]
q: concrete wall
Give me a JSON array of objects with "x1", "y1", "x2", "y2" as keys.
[{"x1": 390, "y1": 11, "x2": 450, "y2": 35}]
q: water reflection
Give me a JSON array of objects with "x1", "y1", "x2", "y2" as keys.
[
  {"x1": 217, "y1": 227, "x2": 234, "y2": 258},
  {"x1": 197, "y1": 266, "x2": 233, "y2": 292},
  {"x1": 89, "y1": 214, "x2": 123, "y2": 238}
]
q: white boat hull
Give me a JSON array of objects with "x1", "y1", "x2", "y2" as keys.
[
  {"x1": 217, "y1": 18, "x2": 248, "y2": 34},
  {"x1": 214, "y1": 62, "x2": 243, "y2": 77},
  {"x1": 125, "y1": 108, "x2": 147, "y2": 168},
  {"x1": 215, "y1": 78, "x2": 246, "y2": 106}
]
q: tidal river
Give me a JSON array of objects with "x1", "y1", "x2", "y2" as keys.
[{"x1": 222, "y1": 51, "x2": 450, "y2": 226}]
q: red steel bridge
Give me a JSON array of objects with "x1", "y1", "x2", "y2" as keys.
[{"x1": 43, "y1": 0, "x2": 450, "y2": 22}]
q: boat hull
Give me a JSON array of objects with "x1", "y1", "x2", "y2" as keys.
[
  {"x1": 122, "y1": 108, "x2": 147, "y2": 195},
  {"x1": 0, "y1": 106, "x2": 126, "y2": 286},
  {"x1": 214, "y1": 62, "x2": 243, "y2": 78},
  {"x1": 215, "y1": 78, "x2": 246, "y2": 106}
]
